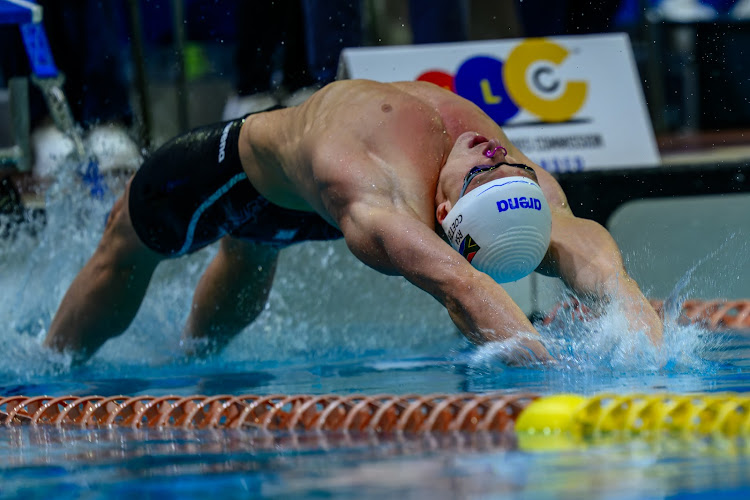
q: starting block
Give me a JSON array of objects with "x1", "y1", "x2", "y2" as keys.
[{"x1": 0, "y1": 0, "x2": 86, "y2": 174}]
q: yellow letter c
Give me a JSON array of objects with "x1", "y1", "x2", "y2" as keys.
[{"x1": 503, "y1": 39, "x2": 587, "y2": 123}]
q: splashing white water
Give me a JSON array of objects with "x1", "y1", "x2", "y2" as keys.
[
  {"x1": 469, "y1": 290, "x2": 727, "y2": 375},
  {"x1": 0, "y1": 162, "x2": 455, "y2": 380},
  {"x1": 537, "y1": 300, "x2": 722, "y2": 373},
  {"x1": 467, "y1": 228, "x2": 746, "y2": 377}
]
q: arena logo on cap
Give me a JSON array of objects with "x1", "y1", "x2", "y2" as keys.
[
  {"x1": 416, "y1": 39, "x2": 588, "y2": 125},
  {"x1": 497, "y1": 196, "x2": 543, "y2": 212},
  {"x1": 458, "y1": 234, "x2": 480, "y2": 263}
]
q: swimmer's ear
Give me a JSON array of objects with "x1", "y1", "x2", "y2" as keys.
[{"x1": 436, "y1": 200, "x2": 452, "y2": 225}]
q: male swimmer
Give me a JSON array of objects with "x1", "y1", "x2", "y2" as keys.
[{"x1": 44, "y1": 79, "x2": 663, "y2": 364}]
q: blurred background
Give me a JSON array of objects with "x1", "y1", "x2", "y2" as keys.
[{"x1": 3, "y1": 0, "x2": 749, "y2": 156}]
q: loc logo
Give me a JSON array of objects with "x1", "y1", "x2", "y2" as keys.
[{"x1": 417, "y1": 38, "x2": 587, "y2": 124}]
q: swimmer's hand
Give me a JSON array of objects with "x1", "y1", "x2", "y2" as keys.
[
  {"x1": 619, "y1": 293, "x2": 664, "y2": 347},
  {"x1": 474, "y1": 334, "x2": 556, "y2": 367}
]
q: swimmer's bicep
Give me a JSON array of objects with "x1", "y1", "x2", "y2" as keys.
[
  {"x1": 339, "y1": 203, "x2": 471, "y2": 292},
  {"x1": 538, "y1": 212, "x2": 626, "y2": 293},
  {"x1": 341, "y1": 201, "x2": 549, "y2": 347}
]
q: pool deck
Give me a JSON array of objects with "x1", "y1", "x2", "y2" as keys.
[{"x1": 659, "y1": 129, "x2": 750, "y2": 166}]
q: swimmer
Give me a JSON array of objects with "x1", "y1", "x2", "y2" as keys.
[{"x1": 44, "y1": 79, "x2": 663, "y2": 364}]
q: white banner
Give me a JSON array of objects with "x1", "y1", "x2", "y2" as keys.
[{"x1": 339, "y1": 33, "x2": 660, "y2": 172}]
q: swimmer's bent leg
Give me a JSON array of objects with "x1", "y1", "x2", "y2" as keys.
[
  {"x1": 46, "y1": 116, "x2": 279, "y2": 361},
  {"x1": 183, "y1": 237, "x2": 279, "y2": 356},
  {"x1": 45, "y1": 183, "x2": 164, "y2": 363},
  {"x1": 125, "y1": 116, "x2": 281, "y2": 355}
]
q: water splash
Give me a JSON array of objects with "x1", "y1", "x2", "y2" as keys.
[
  {"x1": 0, "y1": 160, "x2": 454, "y2": 382},
  {"x1": 536, "y1": 297, "x2": 722, "y2": 373},
  {"x1": 466, "y1": 287, "x2": 728, "y2": 378},
  {"x1": 0, "y1": 163, "x2": 112, "y2": 381},
  {"x1": 466, "y1": 230, "x2": 745, "y2": 378},
  {"x1": 662, "y1": 233, "x2": 742, "y2": 329}
]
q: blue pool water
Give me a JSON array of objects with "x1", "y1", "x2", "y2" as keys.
[
  {"x1": 1, "y1": 171, "x2": 749, "y2": 498},
  {"x1": 1, "y1": 335, "x2": 749, "y2": 499}
]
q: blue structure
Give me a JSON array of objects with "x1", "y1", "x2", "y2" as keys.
[
  {"x1": 0, "y1": 1, "x2": 45, "y2": 172},
  {"x1": 0, "y1": 0, "x2": 104, "y2": 196},
  {"x1": 19, "y1": 21, "x2": 58, "y2": 79},
  {"x1": 1, "y1": 1, "x2": 58, "y2": 79},
  {"x1": 0, "y1": 0, "x2": 41, "y2": 25}
]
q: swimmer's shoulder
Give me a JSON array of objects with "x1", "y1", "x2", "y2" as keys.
[
  {"x1": 287, "y1": 80, "x2": 438, "y2": 125},
  {"x1": 310, "y1": 79, "x2": 444, "y2": 104}
]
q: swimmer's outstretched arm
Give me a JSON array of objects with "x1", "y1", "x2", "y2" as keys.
[
  {"x1": 339, "y1": 202, "x2": 554, "y2": 365},
  {"x1": 537, "y1": 211, "x2": 663, "y2": 345}
]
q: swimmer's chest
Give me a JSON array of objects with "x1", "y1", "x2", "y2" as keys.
[{"x1": 354, "y1": 98, "x2": 447, "y2": 164}]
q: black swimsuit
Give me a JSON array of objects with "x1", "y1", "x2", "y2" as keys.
[{"x1": 128, "y1": 114, "x2": 343, "y2": 256}]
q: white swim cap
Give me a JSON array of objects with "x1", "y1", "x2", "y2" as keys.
[{"x1": 441, "y1": 176, "x2": 552, "y2": 283}]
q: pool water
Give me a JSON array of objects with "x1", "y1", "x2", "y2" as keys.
[
  {"x1": 1, "y1": 170, "x2": 749, "y2": 498},
  {"x1": 2, "y1": 422, "x2": 750, "y2": 499},
  {"x1": 1, "y1": 335, "x2": 749, "y2": 499}
]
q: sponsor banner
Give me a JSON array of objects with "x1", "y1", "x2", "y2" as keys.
[{"x1": 339, "y1": 33, "x2": 660, "y2": 172}]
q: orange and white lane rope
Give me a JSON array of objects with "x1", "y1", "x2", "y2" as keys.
[{"x1": 0, "y1": 393, "x2": 536, "y2": 430}]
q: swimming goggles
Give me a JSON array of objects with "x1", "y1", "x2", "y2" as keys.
[{"x1": 459, "y1": 162, "x2": 536, "y2": 198}]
